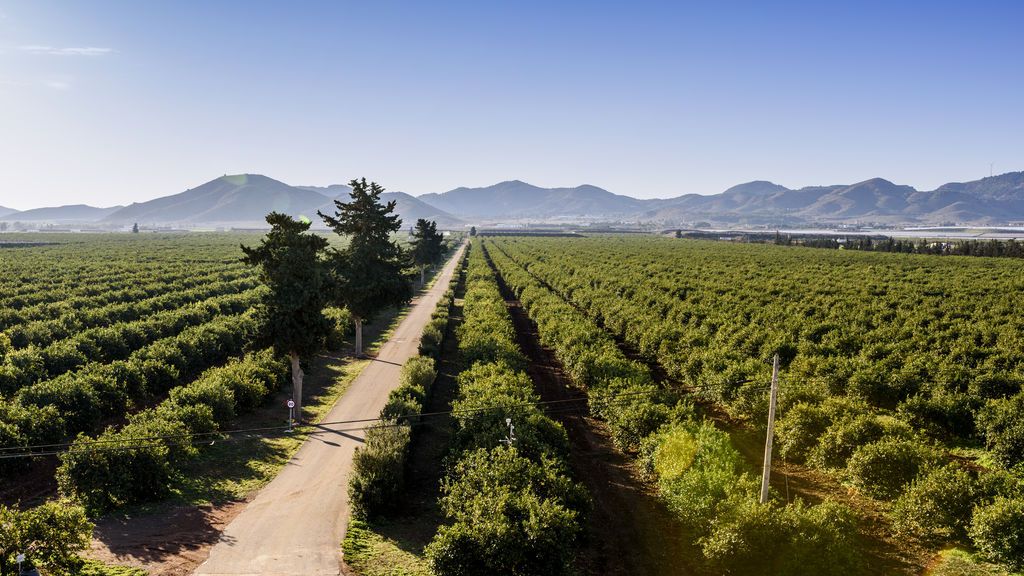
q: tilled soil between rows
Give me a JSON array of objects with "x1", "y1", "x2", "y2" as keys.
[{"x1": 489, "y1": 259, "x2": 701, "y2": 576}]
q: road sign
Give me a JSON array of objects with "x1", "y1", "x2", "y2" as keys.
[
  {"x1": 16, "y1": 554, "x2": 25, "y2": 563},
  {"x1": 287, "y1": 400, "x2": 295, "y2": 409}
]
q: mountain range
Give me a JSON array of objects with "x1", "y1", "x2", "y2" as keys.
[{"x1": 2, "y1": 172, "x2": 1023, "y2": 227}]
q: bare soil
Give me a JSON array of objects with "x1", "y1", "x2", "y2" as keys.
[{"x1": 87, "y1": 501, "x2": 246, "y2": 576}]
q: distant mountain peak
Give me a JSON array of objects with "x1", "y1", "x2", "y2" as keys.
[
  {"x1": 6, "y1": 171, "x2": 1024, "y2": 227},
  {"x1": 722, "y1": 181, "x2": 790, "y2": 196}
]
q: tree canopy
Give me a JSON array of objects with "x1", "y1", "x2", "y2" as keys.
[
  {"x1": 321, "y1": 177, "x2": 413, "y2": 354},
  {"x1": 319, "y1": 178, "x2": 412, "y2": 332},
  {"x1": 241, "y1": 212, "x2": 331, "y2": 358},
  {"x1": 410, "y1": 218, "x2": 445, "y2": 283},
  {"x1": 0, "y1": 500, "x2": 93, "y2": 575},
  {"x1": 241, "y1": 212, "x2": 330, "y2": 414}
]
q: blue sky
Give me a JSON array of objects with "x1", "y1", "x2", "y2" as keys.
[{"x1": 1, "y1": 0, "x2": 1022, "y2": 209}]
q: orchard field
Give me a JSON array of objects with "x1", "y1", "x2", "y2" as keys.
[
  {"x1": 3, "y1": 230, "x2": 1024, "y2": 576},
  {"x1": 476, "y1": 235, "x2": 1024, "y2": 574}
]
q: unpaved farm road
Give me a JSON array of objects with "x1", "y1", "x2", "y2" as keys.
[{"x1": 193, "y1": 243, "x2": 465, "y2": 576}]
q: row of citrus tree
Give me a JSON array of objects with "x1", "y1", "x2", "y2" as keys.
[
  {"x1": 346, "y1": 249, "x2": 463, "y2": 519},
  {"x1": 0, "y1": 288, "x2": 260, "y2": 394},
  {"x1": 0, "y1": 310, "x2": 261, "y2": 476},
  {"x1": 0, "y1": 259, "x2": 245, "y2": 314},
  {"x1": 3, "y1": 271, "x2": 254, "y2": 348},
  {"x1": 422, "y1": 241, "x2": 588, "y2": 576},
  {"x1": 484, "y1": 239, "x2": 864, "y2": 574},
  {"x1": 55, "y1": 348, "x2": 288, "y2": 514},
  {"x1": 0, "y1": 233, "x2": 256, "y2": 325},
  {"x1": 488, "y1": 236, "x2": 1024, "y2": 571}
]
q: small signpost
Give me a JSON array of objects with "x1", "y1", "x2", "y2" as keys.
[
  {"x1": 287, "y1": 399, "x2": 296, "y2": 432},
  {"x1": 16, "y1": 553, "x2": 25, "y2": 575}
]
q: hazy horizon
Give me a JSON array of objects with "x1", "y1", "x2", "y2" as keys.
[{"x1": 2, "y1": 1, "x2": 1023, "y2": 210}]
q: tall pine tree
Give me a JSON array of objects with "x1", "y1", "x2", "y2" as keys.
[
  {"x1": 319, "y1": 178, "x2": 412, "y2": 355},
  {"x1": 410, "y1": 218, "x2": 445, "y2": 284},
  {"x1": 241, "y1": 212, "x2": 330, "y2": 418}
]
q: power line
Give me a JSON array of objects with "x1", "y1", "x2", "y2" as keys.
[{"x1": 0, "y1": 381, "x2": 769, "y2": 460}]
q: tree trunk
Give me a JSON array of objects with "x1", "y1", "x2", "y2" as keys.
[
  {"x1": 289, "y1": 352, "x2": 304, "y2": 421},
  {"x1": 420, "y1": 264, "x2": 426, "y2": 286},
  {"x1": 354, "y1": 316, "x2": 363, "y2": 356}
]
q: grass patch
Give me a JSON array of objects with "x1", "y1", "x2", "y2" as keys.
[
  {"x1": 342, "y1": 518, "x2": 431, "y2": 576},
  {"x1": 74, "y1": 559, "x2": 149, "y2": 576},
  {"x1": 949, "y1": 445, "x2": 1002, "y2": 470},
  {"x1": 928, "y1": 548, "x2": 1020, "y2": 576}
]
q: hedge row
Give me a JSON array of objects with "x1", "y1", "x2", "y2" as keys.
[
  {"x1": 348, "y1": 246, "x2": 462, "y2": 518},
  {"x1": 0, "y1": 311, "x2": 259, "y2": 470},
  {"x1": 0, "y1": 264, "x2": 250, "y2": 330},
  {"x1": 484, "y1": 240, "x2": 681, "y2": 451},
  {"x1": 424, "y1": 241, "x2": 587, "y2": 576},
  {"x1": 776, "y1": 394, "x2": 1024, "y2": 566},
  {"x1": 349, "y1": 285, "x2": 458, "y2": 518},
  {"x1": 0, "y1": 288, "x2": 261, "y2": 394},
  {"x1": 4, "y1": 275, "x2": 256, "y2": 349},
  {"x1": 56, "y1": 348, "x2": 288, "y2": 514},
  {"x1": 485, "y1": 239, "x2": 865, "y2": 575},
  {"x1": 491, "y1": 238, "x2": 1024, "y2": 571}
]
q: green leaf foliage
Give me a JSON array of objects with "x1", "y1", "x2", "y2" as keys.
[
  {"x1": 319, "y1": 178, "x2": 413, "y2": 322},
  {"x1": 241, "y1": 212, "x2": 331, "y2": 358},
  {"x1": 0, "y1": 500, "x2": 93, "y2": 575}
]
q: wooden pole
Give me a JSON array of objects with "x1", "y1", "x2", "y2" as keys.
[{"x1": 760, "y1": 353, "x2": 780, "y2": 504}]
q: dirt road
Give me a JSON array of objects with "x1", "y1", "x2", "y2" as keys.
[{"x1": 194, "y1": 243, "x2": 465, "y2": 576}]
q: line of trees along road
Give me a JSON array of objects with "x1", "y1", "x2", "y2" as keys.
[
  {"x1": 410, "y1": 218, "x2": 445, "y2": 285},
  {"x1": 243, "y1": 177, "x2": 448, "y2": 417}
]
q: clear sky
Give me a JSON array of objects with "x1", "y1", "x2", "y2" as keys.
[{"x1": 1, "y1": 0, "x2": 1022, "y2": 209}]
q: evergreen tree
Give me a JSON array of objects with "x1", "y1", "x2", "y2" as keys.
[
  {"x1": 319, "y1": 178, "x2": 412, "y2": 356},
  {"x1": 131, "y1": 222, "x2": 139, "y2": 234},
  {"x1": 469, "y1": 226, "x2": 477, "y2": 237},
  {"x1": 241, "y1": 212, "x2": 330, "y2": 417},
  {"x1": 410, "y1": 218, "x2": 445, "y2": 284}
]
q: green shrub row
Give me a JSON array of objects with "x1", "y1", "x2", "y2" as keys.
[
  {"x1": 0, "y1": 499, "x2": 93, "y2": 575},
  {"x1": 0, "y1": 311, "x2": 259, "y2": 473},
  {"x1": 349, "y1": 251, "x2": 462, "y2": 519},
  {"x1": 323, "y1": 306, "x2": 354, "y2": 351},
  {"x1": 490, "y1": 236, "x2": 1024, "y2": 572},
  {"x1": 486, "y1": 239, "x2": 866, "y2": 575},
  {"x1": 56, "y1": 348, "x2": 287, "y2": 514},
  {"x1": 645, "y1": 421, "x2": 863, "y2": 575},
  {"x1": 485, "y1": 240, "x2": 684, "y2": 452},
  {"x1": 0, "y1": 288, "x2": 261, "y2": 393},
  {"x1": 0, "y1": 263, "x2": 250, "y2": 330},
  {"x1": 3, "y1": 274, "x2": 255, "y2": 349},
  {"x1": 776, "y1": 393, "x2": 1024, "y2": 566},
  {"x1": 424, "y1": 242, "x2": 587, "y2": 576}
]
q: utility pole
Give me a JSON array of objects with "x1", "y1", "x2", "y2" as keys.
[{"x1": 760, "y1": 354, "x2": 780, "y2": 504}]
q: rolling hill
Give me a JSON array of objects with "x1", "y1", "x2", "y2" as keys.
[
  {"x1": 0, "y1": 205, "x2": 17, "y2": 219},
  {"x1": 4, "y1": 171, "x2": 1023, "y2": 227},
  {"x1": 418, "y1": 180, "x2": 646, "y2": 219},
  {"x1": 103, "y1": 174, "x2": 464, "y2": 228},
  {"x1": 639, "y1": 173, "x2": 1024, "y2": 224},
  {"x1": 0, "y1": 204, "x2": 122, "y2": 222},
  {"x1": 105, "y1": 174, "x2": 330, "y2": 224}
]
